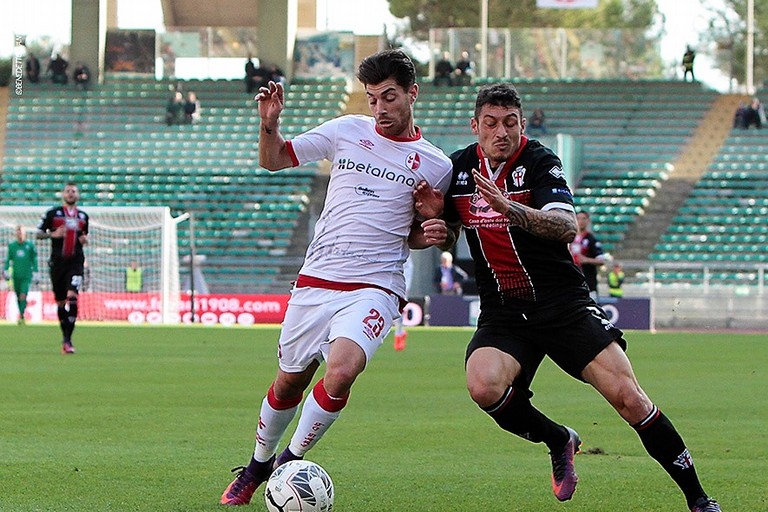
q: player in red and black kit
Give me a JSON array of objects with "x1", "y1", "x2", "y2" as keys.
[
  {"x1": 443, "y1": 84, "x2": 720, "y2": 512},
  {"x1": 37, "y1": 182, "x2": 89, "y2": 355},
  {"x1": 570, "y1": 210, "x2": 605, "y2": 300}
]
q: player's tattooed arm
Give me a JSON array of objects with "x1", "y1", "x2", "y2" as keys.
[
  {"x1": 472, "y1": 169, "x2": 576, "y2": 243},
  {"x1": 504, "y1": 204, "x2": 576, "y2": 242}
]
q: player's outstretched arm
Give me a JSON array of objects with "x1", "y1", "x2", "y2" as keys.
[
  {"x1": 256, "y1": 81, "x2": 293, "y2": 171},
  {"x1": 472, "y1": 169, "x2": 576, "y2": 243}
]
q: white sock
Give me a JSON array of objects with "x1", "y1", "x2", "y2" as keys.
[
  {"x1": 287, "y1": 386, "x2": 344, "y2": 457},
  {"x1": 253, "y1": 395, "x2": 299, "y2": 462}
]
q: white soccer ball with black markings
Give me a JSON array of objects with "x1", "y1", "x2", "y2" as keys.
[{"x1": 265, "y1": 460, "x2": 334, "y2": 512}]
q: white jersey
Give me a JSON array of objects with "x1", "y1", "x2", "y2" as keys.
[{"x1": 286, "y1": 114, "x2": 452, "y2": 299}]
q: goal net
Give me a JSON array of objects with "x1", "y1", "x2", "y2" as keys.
[{"x1": 0, "y1": 206, "x2": 184, "y2": 324}]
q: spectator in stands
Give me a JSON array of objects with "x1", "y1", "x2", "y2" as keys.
[
  {"x1": 744, "y1": 97, "x2": 764, "y2": 129},
  {"x1": 454, "y1": 50, "x2": 474, "y2": 86},
  {"x1": 733, "y1": 102, "x2": 749, "y2": 129},
  {"x1": 245, "y1": 55, "x2": 257, "y2": 93},
  {"x1": 527, "y1": 108, "x2": 548, "y2": 135},
  {"x1": 125, "y1": 261, "x2": 143, "y2": 292},
  {"x1": 25, "y1": 53, "x2": 41, "y2": 83},
  {"x1": 434, "y1": 51, "x2": 454, "y2": 87},
  {"x1": 607, "y1": 262, "x2": 625, "y2": 298},
  {"x1": 252, "y1": 64, "x2": 272, "y2": 91},
  {"x1": 434, "y1": 251, "x2": 467, "y2": 295},
  {"x1": 682, "y1": 45, "x2": 696, "y2": 82},
  {"x1": 570, "y1": 210, "x2": 606, "y2": 300},
  {"x1": 48, "y1": 53, "x2": 69, "y2": 85},
  {"x1": 271, "y1": 65, "x2": 286, "y2": 85},
  {"x1": 165, "y1": 90, "x2": 186, "y2": 125},
  {"x1": 73, "y1": 61, "x2": 91, "y2": 90},
  {"x1": 184, "y1": 91, "x2": 201, "y2": 124}
]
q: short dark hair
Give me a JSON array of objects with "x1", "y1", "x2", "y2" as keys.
[
  {"x1": 474, "y1": 83, "x2": 523, "y2": 119},
  {"x1": 356, "y1": 48, "x2": 416, "y2": 90}
]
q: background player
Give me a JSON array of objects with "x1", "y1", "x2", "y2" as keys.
[
  {"x1": 443, "y1": 83, "x2": 720, "y2": 512},
  {"x1": 570, "y1": 210, "x2": 606, "y2": 300},
  {"x1": 221, "y1": 48, "x2": 452, "y2": 506},
  {"x1": 3, "y1": 225, "x2": 39, "y2": 324},
  {"x1": 37, "y1": 182, "x2": 89, "y2": 354}
]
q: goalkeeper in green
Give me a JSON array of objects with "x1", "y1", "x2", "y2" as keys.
[{"x1": 3, "y1": 226, "x2": 38, "y2": 324}]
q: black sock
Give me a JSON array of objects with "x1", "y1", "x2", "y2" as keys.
[
  {"x1": 57, "y1": 305, "x2": 68, "y2": 341},
  {"x1": 482, "y1": 385, "x2": 568, "y2": 451},
  {"x1": 66, "y1": 297, "x2": 78, "y2": 341},
  {"x1": 634, "y1": 406, "x2": 707, "y2": 507}
]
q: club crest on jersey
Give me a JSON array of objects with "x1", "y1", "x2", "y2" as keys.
[
  {"x1": 512, "y1": 166, "x2": 526, "y2": 188},
  {"x1": 405, "y1": 151, "x2": 421, "y2": 171}
]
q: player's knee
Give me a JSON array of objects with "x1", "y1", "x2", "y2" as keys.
[
  {"x1": 322, "y1": 366, "x2": 358, "y2": 396},
  {"x1": 466, "y1": 373, "x2": 508, "y2": 408},
  {"x1": 612, "y1": 384, "x2": 652, "y2": 423}
]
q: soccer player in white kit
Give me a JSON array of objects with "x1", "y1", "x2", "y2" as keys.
[{"x1": 221, "y1": 49, "x2": 454, "y2": 506}]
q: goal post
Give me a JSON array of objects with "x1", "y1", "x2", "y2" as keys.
[{"x1": 0, "y1": 206, "x2": 185, "y2": 324}]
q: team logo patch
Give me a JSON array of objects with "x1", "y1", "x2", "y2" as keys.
[
  {"x1": 405, "y1": 151, "x2": 421, "y2": 171},
  {"x1": 358, "y1": 139, "x2": 375, "y2": 150},
  {"x1": 512, "y1": 166, "x2": 526, "y2": 188},
  {"x1": 673, "y1": 449, "x2": 694, "y2": 470},
  {"x1": 549, "y1": 166, "x2": 565, "y2": 179}
]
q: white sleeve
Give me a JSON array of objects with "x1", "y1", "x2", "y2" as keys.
[{"x1": 288, "y1": 116, "x2": 344, "y2": 166}]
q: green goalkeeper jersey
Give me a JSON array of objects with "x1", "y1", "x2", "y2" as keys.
[{"x1": 5, "y1": 240, "x2": 38, "y2": 278}]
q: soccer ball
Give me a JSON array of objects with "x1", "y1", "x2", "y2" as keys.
[{"x1": 265, "y1": 460, "x2": 334, "y2": 512}]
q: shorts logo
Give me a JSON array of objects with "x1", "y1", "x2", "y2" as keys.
[
  {"x1": 587, "y1": 305, "x2": 614, "y2": 330},
  {"x1": 405, "y1": 152, "x2": 421, "y2": 171},
  {"x1": 512, "y1": 166, "x2": 526, "y2": 188}
]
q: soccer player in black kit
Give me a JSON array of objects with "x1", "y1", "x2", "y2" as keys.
[
  {"x1": 442, "y1": 84, "x2": 721, "y2": 512},
  {"x1": 37, "y1": 182, "x2": 89, "y2": 354}
]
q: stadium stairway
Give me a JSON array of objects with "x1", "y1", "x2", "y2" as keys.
[{"x1": 616, "y1": 93, "x2": 752, "y2": 261}]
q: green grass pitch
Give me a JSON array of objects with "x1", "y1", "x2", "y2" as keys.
[{"x1": 0, "y1": 323, "x2": 765, "y2": 511}]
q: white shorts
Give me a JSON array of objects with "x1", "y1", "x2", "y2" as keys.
[{"x1": 277, "y1": 286, "x2": 401, "y2": 373}]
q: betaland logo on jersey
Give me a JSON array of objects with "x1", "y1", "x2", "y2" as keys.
[{"x1": 337, "y1": 158, "x2": 418, "y2": 187}]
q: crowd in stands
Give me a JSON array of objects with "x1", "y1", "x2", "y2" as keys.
[
  {"x1": 433, "y1": 50, "x2": 474, "y2": 86},
  {"x1": 165, "y1": 89, "x2": 202, "y2": 125},
  {"x1": 245, "y1": 55, "x2": 285, "y2": 93},
  {"x1": 734, "y1": 97, "x2": 765, "y2": 129},
  {"x1": 25, "y1": 53, "x2": 90, "y2": 89}
]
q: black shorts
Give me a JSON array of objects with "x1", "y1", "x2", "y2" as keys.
[
  {"x1": 466, "y1": 299, "x2": 626, "y2": 390},
  {"x1": 49, "y1": 261, "x2": 84, "y2": 302}
]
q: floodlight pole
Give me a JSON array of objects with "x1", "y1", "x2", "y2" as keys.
[
  {"x1": 747, "y1": 0, "x2": 755, "y2": 94},
  {"x1": 480, "y1": 0, "x2": 488, "y2": 78}
]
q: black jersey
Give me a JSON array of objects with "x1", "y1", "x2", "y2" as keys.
[
  {"x1": 445, "y1": 139, "x2": 588, "y2": 313},
  {"x1": 37, "y1": 206, "x2": 89, "y2": 264}
]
